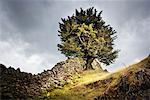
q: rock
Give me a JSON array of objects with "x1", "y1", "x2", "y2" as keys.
[
  {"x1": 95, "y1": 56, "x2": 150, "y2": 100},
  {"x1": 96, "y1": 69, "x2": 150, "y2": 100},
  {"x1": 92, "y1": 58, "x2": 103, "y2": 71}
]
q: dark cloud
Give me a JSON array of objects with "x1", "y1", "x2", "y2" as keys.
[
  {"x1": 1, "y1": 0, "x2": 57, "y2": 54},
  {"x1": 1, "y1": 0, "x2": 53, "y2": 32},
  {"x1": 0, "y1": 0, "x2": 150, "y2": 73}
]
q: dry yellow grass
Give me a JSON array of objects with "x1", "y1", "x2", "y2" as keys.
[{"x1": 43, "y1": 56, "x2": 150, "y2": 100}]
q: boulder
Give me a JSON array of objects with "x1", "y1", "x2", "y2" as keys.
[{"x1": 92, "y1": 58, "x2": 103, "y2": 71}]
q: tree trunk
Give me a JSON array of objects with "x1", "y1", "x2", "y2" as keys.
[{"x1": 85, "y1": 57, "x2": 94, "y2": 70}]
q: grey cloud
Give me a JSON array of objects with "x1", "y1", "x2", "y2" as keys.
[
  {"x1": 1, "y1": 0, "x2": 53, "y2": 32},
  {"x1": 106, "y1": 17, "x2": 150, "y2": 72},
  {"x1": 0, "y1": 0, "x2": 89, "y2": 54},
  {"x1": 0, "y1": 0, "x2": 150, "y2": 73}
]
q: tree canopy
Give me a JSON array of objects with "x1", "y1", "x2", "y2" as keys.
[{"x1": 58, "y1": 7, "x2": 119, "y2": 69}]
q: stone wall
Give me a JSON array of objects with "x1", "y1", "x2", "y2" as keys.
[
  {"x1": 38, "y1": 57, "x2": 85, "y2": 91},
  {"x1": 0, "y1": 64, "x2": 42, "y2": 99},
  {"x1": 0, "y1": 57, "x2": 104, "y2": 99},
  {"x1": 38, "y1": 57, "x2": 104, "y2": 91}
]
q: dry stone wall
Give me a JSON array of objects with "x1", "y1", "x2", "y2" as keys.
[{"x1": 0, "y1": 57, "x2": 104, "y2": 99}]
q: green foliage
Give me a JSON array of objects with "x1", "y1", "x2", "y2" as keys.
[{"x1": 58, "y1": 7, "x2": 118, "y2": 66}]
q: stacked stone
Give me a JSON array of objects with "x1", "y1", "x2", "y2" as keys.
[
  {"x1": 0, "y1": 64, "x2": 42, "y2": 99},
  {"x1": 0, "y1": 57, "x2": 104, "y2": 99},
  {"x1": 38, "y1": 57, "x2": 85, "y2": 91}
]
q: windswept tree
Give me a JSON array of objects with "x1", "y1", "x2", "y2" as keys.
[{"x1": 58, "y1": 7, "x2": 119, "y2": 70}]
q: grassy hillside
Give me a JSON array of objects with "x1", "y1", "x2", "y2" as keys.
[{"x1": 42, "y1": 56, "x2": 150, "y2": 100}]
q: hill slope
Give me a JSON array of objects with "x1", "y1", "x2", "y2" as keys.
[{"x1": 43, "y1": 56, "x2": 150, "y2": 100}]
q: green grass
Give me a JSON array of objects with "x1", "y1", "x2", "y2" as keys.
[{"x1": 43, "y1": 70, "x2": 109, "y2": 100}]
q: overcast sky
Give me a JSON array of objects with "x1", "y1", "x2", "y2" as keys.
[{"x1": 0, "y1": 0, "x2": 150, "y2": 74}]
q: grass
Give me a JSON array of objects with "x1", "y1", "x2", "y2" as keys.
[
  {"x1": 43, "y1": 70, "x2": 109, "y2": 100},
  {"x1": 74, "y1": 70, "x2": 109, "y2": 85},
  {"x1": 44, "y1": 68, "x2": 128, "y2": 100},
  {"x1": 42, "y1": 56, "x2": 150, "y2": 100}
]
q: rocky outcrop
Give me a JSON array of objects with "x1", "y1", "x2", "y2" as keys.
[
  {"x1": 94, "y1": 56, "x2": 150, "y2": 100},
  {"x1": 94, "y1": 70, "x2": 150, "y2": 100},
  {"x1": 92, "y1": 58, "x2": 104, "y2": 71}
]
